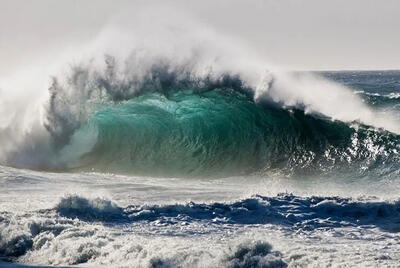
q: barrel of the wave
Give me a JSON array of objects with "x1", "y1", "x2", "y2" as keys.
[{"x1": 49, "y1": 86, "x2": 400, "y2": 179}]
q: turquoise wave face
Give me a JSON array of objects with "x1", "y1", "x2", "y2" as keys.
[
  {"x1": 71, "y1": 89, "x2": 275, "y2": 176},
  {"x1": 58, "y1": 87, "x2": 400, "y2": 178}
]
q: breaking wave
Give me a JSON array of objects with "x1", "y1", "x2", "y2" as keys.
[{"x1": 2, "y1": 45, "x2": 400, "y2": 178}]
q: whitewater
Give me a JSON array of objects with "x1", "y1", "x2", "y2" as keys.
[{"x1": 1, "y1": 7, "x2": 400, "y2": 268}]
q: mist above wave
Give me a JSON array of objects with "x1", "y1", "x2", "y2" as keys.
[{"x1": 1, "y1": 4, "x2": 400, "y2": 176}]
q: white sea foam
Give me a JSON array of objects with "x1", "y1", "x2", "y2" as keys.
[{"x1": 1, "y1": 167, "x2": 399, "y2": 267}]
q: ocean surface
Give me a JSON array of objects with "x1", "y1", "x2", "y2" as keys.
[{"x1": 1, "y1": 69, "x2": 400, "y2": 267}]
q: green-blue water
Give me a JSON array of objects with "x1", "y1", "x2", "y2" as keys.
[{"x1": 52, "y1": 71, "x2": 400, "y2": 178}]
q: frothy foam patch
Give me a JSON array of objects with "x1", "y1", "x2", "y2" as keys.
[
  {"x1": 224, "y1": 241, "x2": 287, "y2": 268},
  {"x1": 1, "y1": 194, "x2": 399, "y2": 266}
]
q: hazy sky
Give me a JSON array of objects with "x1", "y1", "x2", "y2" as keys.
[{"x1": 1, "y1": 0, "x2": 400, "y2": 75}]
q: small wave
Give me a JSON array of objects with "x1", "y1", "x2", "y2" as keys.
[
  {"x1": 224, "y1": 241, "x2": 287, "y2": 268},
  {"x1": 54, "y1": 194, "x2": 400, "y2": 232},
  {"x1": 56, "y1": 195, "x2": 123, "y2": 221},
  {"x1": 149, "y1": 241, "x2": 288, "y2": 268},
  {"x1": 388, "y1": 93, "x2": 400, "y2": 99},
  {"x1": 355, "y1": 90, "x2": 400, "y2": 99}
]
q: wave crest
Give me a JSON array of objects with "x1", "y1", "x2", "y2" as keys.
[{"x1": 3, "y1": 54, "x2": 400, "y2": 177}]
